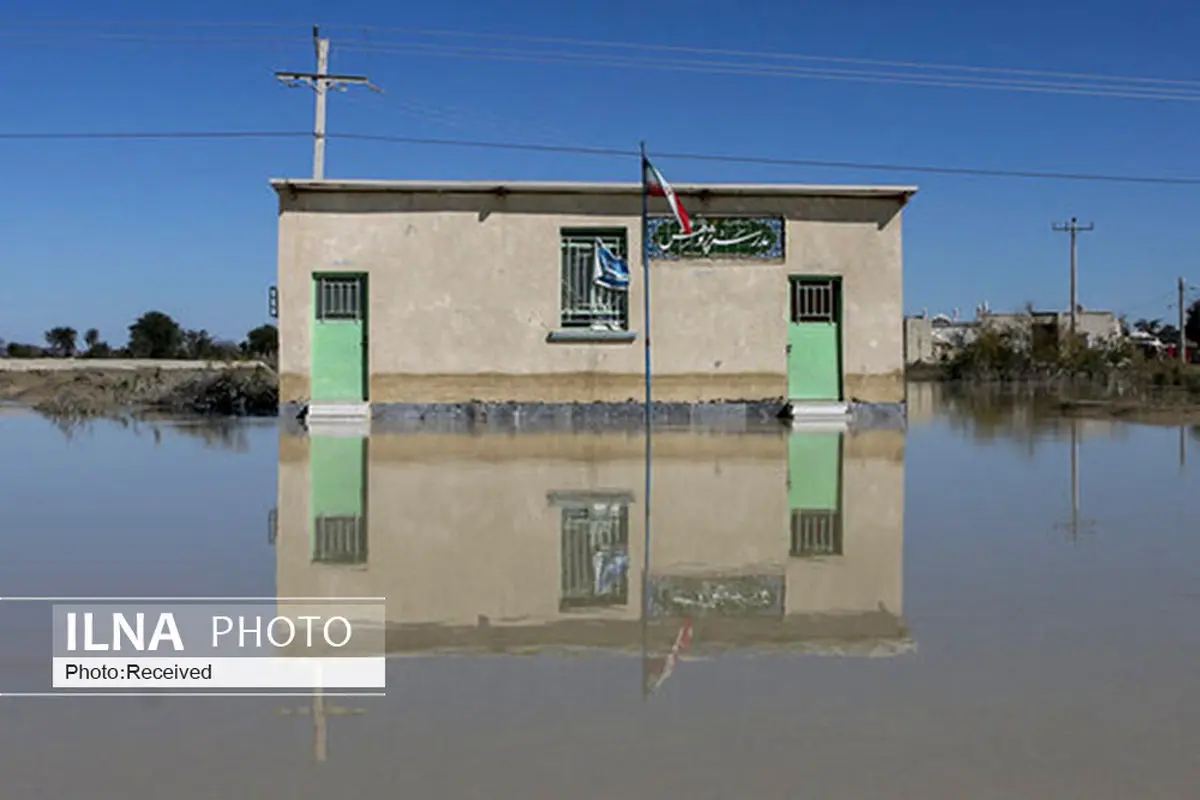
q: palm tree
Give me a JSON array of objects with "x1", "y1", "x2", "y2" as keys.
[{"x1": 44, "y1": 326, "x2": 78, "y2": 358}]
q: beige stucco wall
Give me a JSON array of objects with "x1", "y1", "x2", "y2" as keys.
[
  {"x1": 276, "y1": 188, "x2": 908, "y2": 403},
  {"x1": 275, "y1": 430, "x2": 906, "y2": 650}
]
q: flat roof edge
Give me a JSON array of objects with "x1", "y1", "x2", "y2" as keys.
[{"x1": 269, "y1": 178, "x2": 919, "y2": 200}]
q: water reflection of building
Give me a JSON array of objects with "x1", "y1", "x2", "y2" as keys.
[{"x1": 275, "y1": 429, "x2": 910, "y2": 657}]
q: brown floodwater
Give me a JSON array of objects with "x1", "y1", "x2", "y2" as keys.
[{"x1": 1, "y1": 386, "x2": 1198, "y2": 798}]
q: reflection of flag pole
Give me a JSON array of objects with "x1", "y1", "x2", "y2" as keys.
[{"x1": 313, "y1": 675, "x2": 326, "y2": 763}]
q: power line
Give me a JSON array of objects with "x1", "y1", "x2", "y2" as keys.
[
  {"x1": 6, "y1": 21, "x2": 1200, "y2": 102},
  {"x1": 0, "y1": 31, "x2": 305, "y2": 48},
  {"x1": 0, "y1": 131, "x2": 306, "y2": 140},
  {"x1": 331, "y1": 132, "x2": 1200, "y2": 186},
  {"x1": 5, "y1": 128, "x2": 1200, "y2": 186},
  {"x1": 333, "y1": 42, "x2": 1200, "y2": 102},
  {"x1": 8, "y1": 18, "x2": 1200, "y2": 92},
  {"x1": 323, "y1": 24, "x2": 1200, "y2": 91},
  {"x1": 0, "y1": 19, "x2": 300, "y2": 31}
]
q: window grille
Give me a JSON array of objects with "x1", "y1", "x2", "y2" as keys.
[
  {"x1": 790, "y1": 510, "x2": 843, "y2": 557},
  {"x1": 790, "y1": 278, "x2": 840, "y2": 323},
  {"x1": 560, "y1": 229, "x2": 629, "y2": 329},
  {"x1": 316, "y1": 276, "x2": 364, "y2": 321},
  {"x1": 559, "y1": 501, "x2": 630, "y2": 610},
  {"x1": 313, "y1": 515, "x2": 368, "y2": 564}
]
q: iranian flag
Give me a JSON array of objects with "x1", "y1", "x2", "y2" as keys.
[{"x1": 642, "y1": 157, "x2": 692, "y2": 235}]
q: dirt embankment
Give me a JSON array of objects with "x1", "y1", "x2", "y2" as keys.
[
  {"x1": 0, "y1": 363, "x2": 279, "y2": 418},
  {"x1": 1056, "y1": 399, "x2": 1200, "y2": 425}
]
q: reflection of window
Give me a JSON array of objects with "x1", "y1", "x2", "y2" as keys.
[
  {"x1": 313, "y1": 515, "x2": 368, "y2": 564},
  {"x1": 550, "y1": 491, "x2": 632, "y2": 611},
  {"x1": 790, "y1": 510, "x2": 842, "y2": 557}
]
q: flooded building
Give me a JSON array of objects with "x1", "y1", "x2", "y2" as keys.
[
  {"x1": 270, "y1": 180, "x2": 916, "y2": 419},
  {"x1": 273, "y1": 428, "x2": 911, "y2": 661}
]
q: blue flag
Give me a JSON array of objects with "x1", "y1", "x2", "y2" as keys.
[{"x1": 593, "y1": 239, "x2": 630, "y2": 291}]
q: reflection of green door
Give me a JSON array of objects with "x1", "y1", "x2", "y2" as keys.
[
  {"x1": 787, "y1": 432, "x2": 844, "y2": 556},
  {"x1": 312, "y1": 274, "x2": 368, "y2": 402},
  {"x1": 310, "y1": 435, "x2": 368, "y2": 564},
  {"x1": 787, "y1": 277, "x2": 842, "y2": 401}
]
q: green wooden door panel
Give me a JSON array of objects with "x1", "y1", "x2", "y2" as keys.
[
  {"x1": 787, "y1": 322, "x2": 841, "y2": 400},
  {"x1": 311, "y1": 276, "x2": 367, "y2": 402},
  {"x1": 310, "y1": 436, "x2": 367, "y2": 518},
  {"x1": 787, "y1": 432, "x2": 842, "y2": 511},
  {"x1": 312, "y1": 322, "x2": 366, "y2": 401}
]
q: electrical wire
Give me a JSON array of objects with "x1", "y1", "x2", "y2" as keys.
[
  {"x1": 6, "y1": 18, "x2": 1200, "y2": 91},
  {"x1": 0, "y1": 131, "x2": 307, "y2": 140},
  {"x1": 4, "y1": 129, "x2": 1200, "y2": 186},
  {"x1": 332, "y1": 41, "x2": 1200, "y2": 102},
  {"x1": 330, "y1": 132, "x2": 1200, "y2": 186},
  {"x1": 4, "y1": 20, "x2": 1200, "y2": 102}
]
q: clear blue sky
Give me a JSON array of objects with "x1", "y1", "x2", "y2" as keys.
[{"x1": 3, "y1": 0, "x2": 1199, "y2": 345}]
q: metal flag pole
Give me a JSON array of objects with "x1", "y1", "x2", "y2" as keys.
[
  {"x1": 640, "y1": 141, "x2": 653, "y2": 430},
  {"x1": 639, "y1": 140, "x2": 653, "y2": 700}
]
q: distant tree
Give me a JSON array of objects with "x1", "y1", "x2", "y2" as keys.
[
  {"x1": 44, "y1": 326, "x2": 78, "y2": 357},
  {"x1": 1186, "y1": 298, "x2": 1200, "y2": 347},
  {"x1": 1159, "y1": 324, "x2": 1181, "y2": 344},
  {"x1": 6, "y1": 342, "x2": 42, "y2": 358},
  {"x1": 81, "y1": 328, "x2": 112, "y2": 359},
  {"x1": 1134, "y1": 318, "x2": 1163, "y2": 336},
  {"x1": 210, "y1": 339, "x2": 243, "y2": 361},
  {"x1": 242, "y1": 324, "x2": 278, "y2": 359},
  {"x1": 127, "y1": 311, "x2": 183, "y2": 358},
  {"x1": 181, "y1": 328, "x2": 216, "y2": 360}
]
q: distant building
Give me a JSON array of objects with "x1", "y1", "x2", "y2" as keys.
[
  {"x1": 904, "y1": 305, "x2": 1122, "y2": 365},
  {"x1": 981, "y1": 309, "x2": 1122, "y2": 349},
  {"x1": 270, "y1": 179, "x2": 917, "y2": 417},
  {"x1": 903, "y1": 309, "x2": 979, "y2": 365}
]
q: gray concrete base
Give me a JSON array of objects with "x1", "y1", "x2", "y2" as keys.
[{"x1": 280, "y1": 400, "x2": 907, "y2": 436}]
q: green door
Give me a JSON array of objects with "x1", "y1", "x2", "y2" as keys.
[
  {"x1": 787, "y1": 277, "x2": 842, "y2": 401},
  {"x1": 309, "y1": 435, "x2": 368, "y2": 564},
  {"x1": 312, "y1": 274, "x2": 368, "y2": 402},
  {"x1": 787, "y1": 431, "x2": 844, "y2": 556}
]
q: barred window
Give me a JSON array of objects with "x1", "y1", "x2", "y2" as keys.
[
  {"x1": 316, "y1": 275, "x2": 364, "y2": 321},
  {"x1": 790, "y1": 278, "x2": 840, "y2": 323},
  {"x1": 790, "y1": 510, "x2": 843, "y2": 557},
  {"x1": 558, "y1": 499, "x2": 630, "y2": 610},
  {"x1": 313, "y1": 515, "x2": 368, "y2": 565},
  {"x1": 560, "y1": 229, "x2": 629, "y2": 330}
]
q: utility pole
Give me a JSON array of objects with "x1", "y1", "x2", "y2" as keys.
[
  {"x1": 278, "y1": 685, "x2": 366, "y2": 763},
  {"x1": 1178, "y1": 276, "x2": 1187, "y2": 366},
  {"x1": 275, "y1": 26, "x2": 380, "y2": 180},
  {"x1": 1051, "y1": 217, "x2": 1094, "y2": 340}
]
